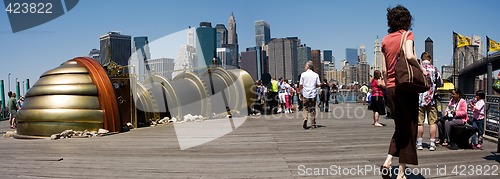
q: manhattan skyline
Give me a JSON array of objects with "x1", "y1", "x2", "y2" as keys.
[{"x1": 1, "y1": 0, "x2": 499, "y2": 94}]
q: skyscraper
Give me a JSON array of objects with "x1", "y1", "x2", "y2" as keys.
[
  {"x1": 146, "y1": 58, "x2": 175, "y2": 80},
  {"x1": 345, "y1": 48, "x2": 358, "y2": 65},
  {"x1": 88, "y1": 49, "x2": 100, "y2": 62},
  {"x1": 267, "y1": 37, "x2": 300, "y2": 82},
  {"x1": 255, "y1": 20, "x2": 271, "y2": 47},
  {"x1": 173, "y1": 28, "x2": 196, "y2": 78},
  {"x1": 174, "y1": 44, "x2": 196, "y2": 78},
  {"x1": 297, "y1": 45, "x2": 311, "y2": 74},
  {"x1": 358, "y1": 45, "x2": 366, "y2": 63},
  {"x1": 134, "y1": 37, "x2": 150, "y2": 59},
  {"x1": 311, "y1": 50, "x2": 323, "y2": 81},
  {"x1": 222, "y1": 44, "x2": 239, "y2": 68},
  {"x1": 216, "y1": 47, "x2": 229, "y2": 67},
  {"x1": 240, "y1": 46, "x2": 266, "y2": 81},
  {"x1": 226, "y1": 13, "x2": 239, "y2": 68},
  {"x1": 227, "y1": 12, "x2": 238, "y2": 45},
  {"x1": 99, "y1": 31, "x2": 131, "y2": 66},
  {"x1": 357, "y1": 44, "x2": 370, "y2": 85},
  {"x1": 188, "y1": 27, "x2": 195, "y2": 47},
  {"x1": 425, "y1": 37, "x2": 433, "y2": 60},
  {"x1": 323, "y1": 50, "x2": 333, "y2": 62},
  {"x1": 215, "y1": 24, "x2": 228, "y2": 48},
  {"x1": 196, "y1": 22, "x2": 216, "y2": 66},
  {"x1": 240, "y1": 50, "x2": 258, "y2": 80},
  {"x1": 133, "y1": 36, "x2": 150, "y2": 81},
  {"x1": 372, "y1": 36, "x2": 383, "y2": 76}
]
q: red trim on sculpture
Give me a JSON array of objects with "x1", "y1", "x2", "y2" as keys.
[{"x1": 70, "y1": 57, "x2": 121, "y2": 132}]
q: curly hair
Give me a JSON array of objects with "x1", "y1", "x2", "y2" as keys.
[{"x1": 386, "y1": 5, "x2": 413, "y2": 33}]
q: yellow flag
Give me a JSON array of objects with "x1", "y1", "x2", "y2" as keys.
[
  {"x1": 489, "y1": 38, "x2": 500, "y2": 52},
  {"x1": 456, "y1": 33, "x2": 471, "y2": 48}
]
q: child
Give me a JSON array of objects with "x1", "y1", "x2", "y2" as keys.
[{"x1": 469, "y1": 90, "x2": 485, "y2": 149}]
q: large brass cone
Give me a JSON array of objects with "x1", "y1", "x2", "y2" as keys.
[{"x1": 16, "y1": 58, "x2": 120, "y2": 137}]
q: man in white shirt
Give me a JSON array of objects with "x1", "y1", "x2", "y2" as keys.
[{"x1": 298, "y1": 61, "x2": 321, "y2": 129}]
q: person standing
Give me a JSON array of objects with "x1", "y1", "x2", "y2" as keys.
[
  {"x1": 417, "y1": 52, "x2": 442, "y2": 151},
  {"x1": 469, "y1": 90, "x2": 485, "y2": 149},
  {"x1": 319, "y1": 79, "x2": 330, "y2": 112},
  {"x1": 331, "y1": 83, "x2": 338, "y2": 104},
  {"x1": 371, "y1": 70, "x2": 386, "y2": 127},
  {"x1": 269, "y1": 77, "x2": 279, "y2": 114},
  {"x1": 380, "y1": 5, "x2": 426, "y2": 179},
  {"x1": 360, "y1": 84, "x2": 369, "y2": 105},
  {"x1": 278, "y1": 78, "x2": 287, "y2": 113},
  {"x1": 298, "y1": 61, "x2": 321, "y2": 129},
  {"x1": 296, "y1": 81, "x2": 303, "y2": 111},
  {"x1": 7, "y1": 92, "x2": 19, "y2": 129}
]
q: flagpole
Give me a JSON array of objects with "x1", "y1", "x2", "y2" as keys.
[
  {"x1": 486, "y1": 36, "x2": 491, "y2": 95},
  {"x1": 453, "y1": 32, "x2": 457, "y2": 87}
]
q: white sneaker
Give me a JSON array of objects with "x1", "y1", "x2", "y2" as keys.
[
  {"x1": 417, "y1": 144, "x2": 423, "y2": 150},
  {"x1": 429, "y1": 144, "x2": 436, "y2": 151}
]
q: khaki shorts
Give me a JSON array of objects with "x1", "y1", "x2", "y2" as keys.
[{"x1": 418, "y1": 104, "x2": 437, "y2": 125}]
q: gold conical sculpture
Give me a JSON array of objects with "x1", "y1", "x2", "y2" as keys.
[{"x1": 16, "y1": 57, "x2": 120, "y2": 137}]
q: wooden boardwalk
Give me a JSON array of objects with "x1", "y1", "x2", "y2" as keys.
[{"x1": 0, "y1": 103, "x2": 499, "y2": 178}]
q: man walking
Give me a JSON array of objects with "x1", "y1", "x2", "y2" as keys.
[{"x1": 298, "y1": 61, "x2": 321, "y2": 129}]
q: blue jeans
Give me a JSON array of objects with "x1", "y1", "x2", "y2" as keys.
[{"x1": 471, "y1": 118, "x2": 484, "y2": 144}]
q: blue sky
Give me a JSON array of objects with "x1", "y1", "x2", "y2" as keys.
[{"x1": 1, "y1": 0, "x2": 499, "y2": 100}]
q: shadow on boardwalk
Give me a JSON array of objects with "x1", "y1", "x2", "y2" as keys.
[{"x1": 0, "y1": 103, "x2": 498, "y2": 178}]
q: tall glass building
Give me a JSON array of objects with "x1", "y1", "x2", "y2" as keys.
[
  {"x1": 215, "y1": 24, "x2": 228, "y2": 48},
  {"x1": 345, "y1": 48, "x2": 358, "y2": 65},
  {"x1": 323, "y1": 50, "x2": 333, "y2": 62},
  {"x1": 134, "y1": 37, "x2": 150, "y2": 59},
  {"x1": 297, "y1": 45, "x2": 311, "y2": 73},
  {"x1": 133, "y1": 36, "x2": 150, "y2": 81},
  {"x1": 99, "y1": 31, "x2": 131, "y2": 66},
  {"x1": 255, "y1": 20, "x2": 271, "y2": 47},
  {"x1": 196, "y1": 22, "x2": 216, "y2": 67}
]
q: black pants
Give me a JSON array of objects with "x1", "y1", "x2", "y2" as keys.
[{"x1": 386, "y1": 87, "x2": 419, "y2": 165}]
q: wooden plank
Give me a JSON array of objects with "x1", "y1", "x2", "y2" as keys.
[{"x1": 0, "y1": 103, "x2": 498, "y2": 178}]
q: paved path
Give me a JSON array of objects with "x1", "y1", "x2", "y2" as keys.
[{"x1": 0, "y1": 103, "x2": 499, "y2": 178}]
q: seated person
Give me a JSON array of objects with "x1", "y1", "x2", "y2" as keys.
[{"x1": 441, "y1": 88, "x2": 468, "y2": 146}]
